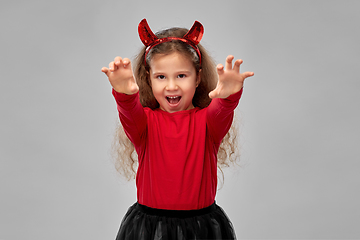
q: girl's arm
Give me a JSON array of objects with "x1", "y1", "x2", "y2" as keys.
[
  {"x1": 112, "y1": 90, "x2": 147, "y2": 147},
  {"x1": 102, "y1": 57, "x2": 146, "y2": 147},
  {"x1": 206, "y1": 55, "x2": 254, "y2": 143}
]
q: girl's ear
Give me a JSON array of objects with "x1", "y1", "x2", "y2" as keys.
[{"x1": 196, "y1": 69, "x2": 202, "y2": 87}]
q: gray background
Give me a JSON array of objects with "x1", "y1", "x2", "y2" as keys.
[{"x1": 1, "y1": 0, "x2": 359, "y2": 239}]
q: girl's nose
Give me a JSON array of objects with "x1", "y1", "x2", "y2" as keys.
[{"x1": 165, "y1": 79, "x2": 178, "y2": 91}]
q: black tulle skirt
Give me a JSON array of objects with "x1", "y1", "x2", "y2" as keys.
[{"x1": 115, "y1": 202, "x2": 236, "y2": 240}]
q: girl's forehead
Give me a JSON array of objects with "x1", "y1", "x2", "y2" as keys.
[
  {"x1": 149, "y1": 52, "x2": 195, "y2": 71},
  {"x1": 150, "y1": 51, "x2": 188, "y2": 62}
]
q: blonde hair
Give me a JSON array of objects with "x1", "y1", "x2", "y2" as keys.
[{"x1": 112, "y1": 27, "x2": 240, "y2": 181}]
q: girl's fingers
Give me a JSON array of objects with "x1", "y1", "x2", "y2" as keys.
[
  {"x1": 113, "y1": 57, "x2": 131, "y2": 69},
  {"x1": 101, "y1": 67, "x2": 111, "y2": 77},
  {"x1": 114, "y1": 57, "x2": 122, "y2": 67},
  {"x1": 122, "y1": 58, "x2": 131, "y2": 68},
  {"x1": 242, "y1": 71, "x2": 255, "y2": 79},
  {"x1": 109, "y1": 61, "x2": 115, "y2": 71},
  {"x1": 217, "y1": 64, "x2": 225, "y2": 75},
  {"x1": 233, "y1": 59, "x2": 243, "y2": 72},
  {"x1": 108, "y1": 56, "x2": 132, "y2": 69},
  {"x1": 208, "y1": 89, "x2": 217, "y2": 99},
  {"x1": 101, "y1": 67, "x2": 109, "y2": 73},
  {"x1": 225, "y1": 55, "x2": 234, "y2": 70}
]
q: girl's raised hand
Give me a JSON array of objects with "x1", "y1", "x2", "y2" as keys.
[
  {"x1": 208, "y1": 55, "x2": 254, "y2": 99},
  {"x1": 101, "y1": 57, "x2": 139, "y2": 95}
]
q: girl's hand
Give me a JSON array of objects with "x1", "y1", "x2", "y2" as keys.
[
  {"x1": 101, "y1": 57, "x2": 139, "y2": 95},
  {"x1": 208, "y1": 55, "x2": 254, "y2": 99}
]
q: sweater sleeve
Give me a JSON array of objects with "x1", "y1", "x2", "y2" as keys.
[
  {"x1": 112, "y1": 89, "x2": 147, "y2": 147},
  {"x1": 206, "y1": 88, "x2": 243, "y2": 144}
]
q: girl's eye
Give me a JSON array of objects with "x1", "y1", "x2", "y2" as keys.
[
  {"x1": 178, "y1": 74, "x2": 186, "y2": 78},
  {"x1": 157, "y1": 75, "x2": 166, "y2": 80}
]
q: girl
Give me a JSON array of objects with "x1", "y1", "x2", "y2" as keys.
[{"x1": 102, "y1": 19, "x2": 254, "y2": 240}]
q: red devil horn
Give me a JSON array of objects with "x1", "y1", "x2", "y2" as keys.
[
  {"x1": 183, "y1": 21, "x2": 204, "y2": 45},
  {"x1": 138, "y1": 19, "x2": 158, "y2": 47}
]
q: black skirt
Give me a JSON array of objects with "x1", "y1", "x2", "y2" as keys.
[{"x1": 116, "y1": 202, "x2": 236, "y2": 240}]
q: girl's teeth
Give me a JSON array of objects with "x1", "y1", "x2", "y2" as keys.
[{"x1": 167, "y1": 96, "x2": 181, "y2": 104}]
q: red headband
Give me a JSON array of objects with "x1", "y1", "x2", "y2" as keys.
[{"x1": 138, "y1": 19, "x2": 204, "y2": 65}]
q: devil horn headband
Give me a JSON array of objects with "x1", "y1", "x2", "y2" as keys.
[{"x1": 138, "y1": 18, "x2": 204, "y2": 65}]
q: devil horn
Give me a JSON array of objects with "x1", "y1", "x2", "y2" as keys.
[
  {"x1": 183, "y1": 21, "x2": 204, "y2": 45},
  {"x1": 138, "y1": 19, "x2": 159, "y2": 47}
]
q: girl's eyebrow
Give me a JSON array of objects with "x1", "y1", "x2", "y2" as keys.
[
  {"x1": 151, "y1": 72, "x2": 165, "y2": 76},
  {"x1": 151, "y1": 71, "x2": 164, "y2": 75},
  {"x1": 152, "y1": 70, "x2": 192, "y2": 75},
  {"x1": 176, "y1": 70, "x2": 192, "y2": 74}
]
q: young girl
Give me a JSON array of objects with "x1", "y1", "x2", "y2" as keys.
[{"x1": 102, "y1": 19, "x2": 254, "y2": 240}]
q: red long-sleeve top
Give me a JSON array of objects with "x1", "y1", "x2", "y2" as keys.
[{"x1": 113, "y1": 88, "x2": 243, "y2": 210}]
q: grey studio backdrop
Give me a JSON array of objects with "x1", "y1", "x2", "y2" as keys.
[{"x1": 1, "y1": 0, "x2": 359, "y2": 239}]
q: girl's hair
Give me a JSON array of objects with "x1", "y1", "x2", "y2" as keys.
[{"x1": 112, "y1": 27, "x2": 240, "y2": 181}]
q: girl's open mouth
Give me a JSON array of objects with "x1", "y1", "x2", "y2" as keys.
[{"x1": 166, "y1": 96, "x2": 181, "y2": 104}]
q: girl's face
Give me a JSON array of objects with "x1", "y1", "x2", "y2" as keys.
[{"x1": 149, "y1": 52, "x2": 200, "y2": 113}]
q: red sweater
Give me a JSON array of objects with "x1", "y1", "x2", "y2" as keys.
[{"x1": 113, "y1": 88, "x2": 243, "y2": 210}]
